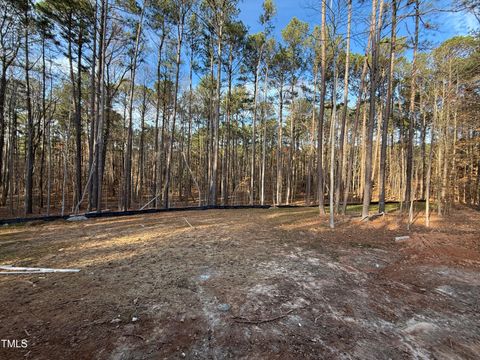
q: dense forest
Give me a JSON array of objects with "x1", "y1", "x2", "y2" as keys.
[{"x1": 0, "y1": 0, "x2": 478, "y2": 226}]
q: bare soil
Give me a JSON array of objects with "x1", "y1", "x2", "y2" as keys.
[{"x1": 0, "y1": 207, "x2": 479, "y2": 359}]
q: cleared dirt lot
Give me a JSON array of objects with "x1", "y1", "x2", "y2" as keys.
[{"x1": 0, "y1": 207, "x2": 479, "y2": 359}]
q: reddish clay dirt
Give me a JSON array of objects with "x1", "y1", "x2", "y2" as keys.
[{"x1": 0, "y1": 206, "x2": 479, "y2": 359}]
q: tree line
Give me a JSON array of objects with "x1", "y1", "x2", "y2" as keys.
[{"x1": 0, "y1": 0, "x2": 479, "y2": 227}]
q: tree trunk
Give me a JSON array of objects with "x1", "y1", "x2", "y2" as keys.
[
  {"x1": 164, "y1": 14, "x2": 185, "y2": 209},
  {"x1": 405, "y1": 0, "x2": 419, "y2": 206},
  {"x1": 286, "y1": 81, "x2": 295, "y2": 205},
  {"x1": 361, "y1": 0, "x2": 382, "y2": 220},
  {"x1": 88, "y1": 0, "x2": 98, "y2": 211},
  {"x1": 276, "y1": 81, "x2": 284, "y2": 205},
  {"x1": 317, "y1": 0, "x2": 327, "y2": 215},
  {"x1": 426, "y1": 87, "x2": 437, "y2": 227},
  {"x1": 75, "y1": 28, "x2": 83, "y2": 208},
  {"x1": 124, "y1": 4, "x2": 145, "y2": 210},
  {"x1": 260, "y1": 64, "x2": 269, "y2": 205},
  {"x1": 0, "y1": 65, "x2": 7, "y2": 202},
  {"x1": 250, "y1": 60, "x2": 261, "y2": 205},
  {"x1": 154, "y1": 32, "x2": 166, "y2": 208},
  {"x1": 329, "y1": 52, "x2": 339, "y2": 228},
  {"x1": 210, "y1": 16, "x2": 223, "y2": 206},
  {"x1": 379, "y1": 0, "x2": 396, "y2": 213},
  {"x1": 138, "y1": 84, "x2": 147, "y2": 204},
  {"x1": 24, "y1": 7, "x2": 34, "y2": 214},
  {"x1": 222, "y1": 46, "x2": 233, "y2": 206},
  {"x1": 307, "y1": 63, "x2": 318, "y2": 206},
  {"x1": 334, "y1": 0, "x2": 352, "y2": 214},
  {"x1": 96, "y1": 0, "x2": 108, "y2": 212}
]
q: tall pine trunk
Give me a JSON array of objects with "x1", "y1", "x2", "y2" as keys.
[
  {"x1": 379, "y1": 0, "x2": 396, "y2": 213},
  {"x1": 361, "y1": 0, "x2": 383, "y2": 220},
  {"x1": 24, "y1": 6, "x2": 34, "y2": 214},
  {"x1": 334, "y1": 0, "x2": 352, "y2": 214},
  {"x1": 317, "y1": 0, "x2": 327, "y2": 215},
  {"x1": 164, "y1": 13, "x2": 185, "y2": 208},
  {"x1": 124, "y1": 4, "x2": 145, "y2": 210},
  {"x1": 405, "y1": 0, "x2": 419, "y2": 206}
]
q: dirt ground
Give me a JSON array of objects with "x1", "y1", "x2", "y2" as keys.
[{"x1": 0, "y1": 206, "x2": 479, "y2": 359}]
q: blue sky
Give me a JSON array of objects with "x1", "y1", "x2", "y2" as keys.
[
  {"x1": 237, "y1": 0, "x2": 479, "y2": 56},
  {"x1": 230, "y1": 0, "x2": 479, "y2": 112},
  {"x1": 123, "y1": 0, "x2": 478, "y2": 126}
]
